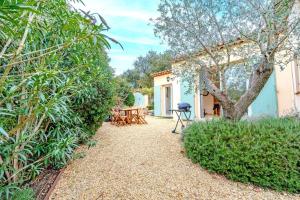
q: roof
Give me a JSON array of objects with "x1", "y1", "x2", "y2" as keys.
[{"x1": 151, "y1": 69, "x2": 172, "y2": 77}]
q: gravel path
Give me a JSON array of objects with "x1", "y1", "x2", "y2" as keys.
[{"x1": 50, "y1": 117, "x2": 299, "y2": 200}]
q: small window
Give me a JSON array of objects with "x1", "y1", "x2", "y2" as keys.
[{"x1": 295, "y1": 56, "x2": 300, "y2": 94}]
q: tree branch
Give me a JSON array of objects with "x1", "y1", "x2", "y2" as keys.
[{"x1": 199, "y1": 63, "x2": 234, "y2": 110}]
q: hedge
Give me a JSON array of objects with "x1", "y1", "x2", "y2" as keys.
[{"x1": 184, "y1": 118, "x2": 300, "y2": 193}]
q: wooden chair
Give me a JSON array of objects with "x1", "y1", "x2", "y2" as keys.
[
  {"x1": 140, "y1": 108, "x2": 148, "y2": 124},
  {"x1": 111, "y1": 110, "x2": 127, "y2": 126},
  {"x1": 133, "y1": 108, "x2": 147, "y2": 124}
]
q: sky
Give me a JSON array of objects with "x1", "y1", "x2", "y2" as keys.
[{"x1": 74, "y1": 0, "x2": 168, "y2": 75}]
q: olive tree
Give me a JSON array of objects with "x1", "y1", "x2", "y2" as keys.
[{"x1": 154, "y1": 0, "x2": 300, "y2": 120}]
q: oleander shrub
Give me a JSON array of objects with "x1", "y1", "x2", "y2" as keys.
[
  {"x1": 0, "y1": 1, "x2": 117, "y2": 199},
  {"x1": 184, "y1": 118, "x2": 300, "y2": 193}
]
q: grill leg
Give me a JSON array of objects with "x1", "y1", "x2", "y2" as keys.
[
  {"x1": 172, "y1": 111, "x2": 181, "y2": 133},
  {"x1": 183, "y1": 111, "x2": 192, "y2": 126}
]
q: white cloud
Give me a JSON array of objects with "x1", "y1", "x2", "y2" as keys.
[
  {"x1": 109, "y1": 55, "x2": 136, "y2": 62},
  {"x1": 110, "y1": 35, "x2": 159, "y2": 45},
  {"x1": 109, "y1": 55, "x2": 137, "y2": 75},
  {"x1": 102, "y1": 10, "x2": 157, "y2": 22},
  {"x1": 73, "y1": 0, "x2": 167, "y2": 75},
  {"x1": 108, "y1": 49, "x2": 124, "y2": 54}
]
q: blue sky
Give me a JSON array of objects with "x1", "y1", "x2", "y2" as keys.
[{"x1": 75, "y1": 0, "x2": 168, "y2": 75}]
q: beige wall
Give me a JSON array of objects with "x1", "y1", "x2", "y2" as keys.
[
  {"x1": 203, "y1": 94, "x2": 214, "y2": 115},
  {"x1": 293, "y1": 58, "x2": 300, "y2": 112},
  {"x1": 144, "y1": 95, "x2": 149, "y2": 107},
  {"x1": 194, "y1": 90, "x2": 200, "y2": 119},
  {"x1": 154, "y1": 74, "x2": 181, "y2": 118},
  {"x1": 275, "y1": 59, "x2": 300, "y2": 116},
  {"x1": 154, "y1": 74, "x2": 172, "y2": 86}
]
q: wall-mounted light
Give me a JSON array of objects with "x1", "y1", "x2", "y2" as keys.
[{"x1": 166, "y1": 76, "x2": 175, "y2": 82}]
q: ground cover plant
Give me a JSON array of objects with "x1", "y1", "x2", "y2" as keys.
[
  {"x1": 184, "y1": 118, "x2": 300, "y2": 193},
  {"x1": 0, "y1": 0, "x2": 117, "y2": 198}
]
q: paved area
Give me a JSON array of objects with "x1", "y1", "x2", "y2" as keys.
[{"x1": 50, "y1": 117, "x2": 300, "y2": 200}]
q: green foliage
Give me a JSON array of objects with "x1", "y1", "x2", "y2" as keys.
[
  {"x1": 184, "y1": 118, "x2": 300, "y2": 193},
  {"x1": 0, "y1": 0, "x2": 116, "y2": 199},
  {"x1": 121, "y1": 50, "x2": 172, "y2": 88},
  {"x1": 140, "y1": 87, "x2": 153, "y2": 96},
  {"x1": 124, "y1": 92, "x2": 135, "y2": 107},
  {"x1": 12, "y1": 188, "x2": 35, "y2": 200},
  {"x1": 114, "y1": 77, "x2": 132, "y2": 106},
  {"x1": 147, "y1": 103, "x2": 154, "y2": 111}
]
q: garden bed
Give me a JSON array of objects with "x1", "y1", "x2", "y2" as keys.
[{"x1": 30, "y1": 168, "x2": 64, "y2": 200}]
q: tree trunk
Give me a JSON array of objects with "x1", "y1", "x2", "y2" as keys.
[
  {"x1": 201, "y1": 56, "x2": 274, "y2": 121},
  {"x1": 233, "y1": 59, "x2": 274, "y2": 120}
]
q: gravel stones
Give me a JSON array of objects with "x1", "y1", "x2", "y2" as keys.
[{"x1": 50, "y1": 117, "x2": 300, "y2": 200}]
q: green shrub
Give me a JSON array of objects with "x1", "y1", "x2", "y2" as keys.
[
  {"x1": 184, "y1": 118, "x2": 300, "y2": 193},
  {"x1": 147, "y1": 103, "x2": 154, "y2": 110},
  {"x1": 125, "y1": 92, "x2": 135, "y2": 107},
  {"x1": 0, "y1": 1, "x2": 116, "y2": 199}
]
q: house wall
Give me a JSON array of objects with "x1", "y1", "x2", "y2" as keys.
[
  {"x1": 154, "y1": 74, "x2": 172, "y2": 87},
  {"x1": 295, "y1": 59, "x2": 300, "y2": 112},
  {"x1": 154, "y1": 73, "x2": 179, "y2": 117},
  {"x1": 180, "y1": 80, "x2": 195, "y2": 119},
  {"x1": 275, "y1": 60, "x2": 300, "y2": 115},
  {"x1": 275, "y1": 62, "x2": 296, "y2": 116},
  {"x1": 292, "y1": 58, "x2": 300, "y2": 113},
  {"x1": 203, "y1": 94, "x2": 214, "y2": 116},
  {"x1": 154, "y1": 73, "x2": 197, "y2": 119},
  {"x1": 144, "y1": 95, "x2": 149, "y2": 108},
  {"x1": 194, "y1": 89, "x2": 200, "y2": 119},
  {"x1": 248, "y1": 72, "x2": 278, "y2": 118}
]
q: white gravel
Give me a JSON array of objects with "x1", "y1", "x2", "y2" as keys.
[{"x1": 50, "y1": 117, "x2": 300, "y2": 200}]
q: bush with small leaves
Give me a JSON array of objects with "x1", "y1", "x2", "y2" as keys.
[{"x1": 184, "y1": 118, "x2": 300, "y2": 193}]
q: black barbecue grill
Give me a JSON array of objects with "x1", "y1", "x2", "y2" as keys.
[
  {"x1": 178, "y1": 103, "x2": 191, "y2": 111},
  {"x1": 169, "y1": 103, "x2": 192, "y2": 134}
]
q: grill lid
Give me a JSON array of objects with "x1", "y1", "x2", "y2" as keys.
[{"x1": 178, "y1": 103, "x2": 191, "y2": 111}]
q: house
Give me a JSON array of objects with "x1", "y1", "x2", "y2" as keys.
[
  {"x1": 152, "y1": 54, "x2": 300, "y2": 120},
  {"x1": 153, "y1": 0, "x2": 300, "y2": 120}
]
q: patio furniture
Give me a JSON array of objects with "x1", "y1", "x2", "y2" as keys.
[
  {"x1": 120, "y1": 107, "x2": 148, "y2": 125},
  {"x1": 133, "y1": 108, "x2": 148, "y2": 124},
  {"x1": 120, "y1": 108, "x2": 136, "y2": 125},
  {"x1": 111, "y1": 110, "x2": 127, "y2": 126},
  {"x1": 170, "y1": 103, "x2": 192, "y2": 133}
]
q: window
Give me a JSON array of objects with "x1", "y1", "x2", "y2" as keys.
[{"x1": 295, "y1": 56, "x2": 300, "y2": 94}]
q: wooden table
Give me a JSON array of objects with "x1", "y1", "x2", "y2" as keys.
[{"x1": 120, "y1": 107, "x2": 147, "y2": 125}]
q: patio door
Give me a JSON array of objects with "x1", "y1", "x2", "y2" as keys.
[{"x1": 165, "y1": 86, "x2": 172, "y2": 116}]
